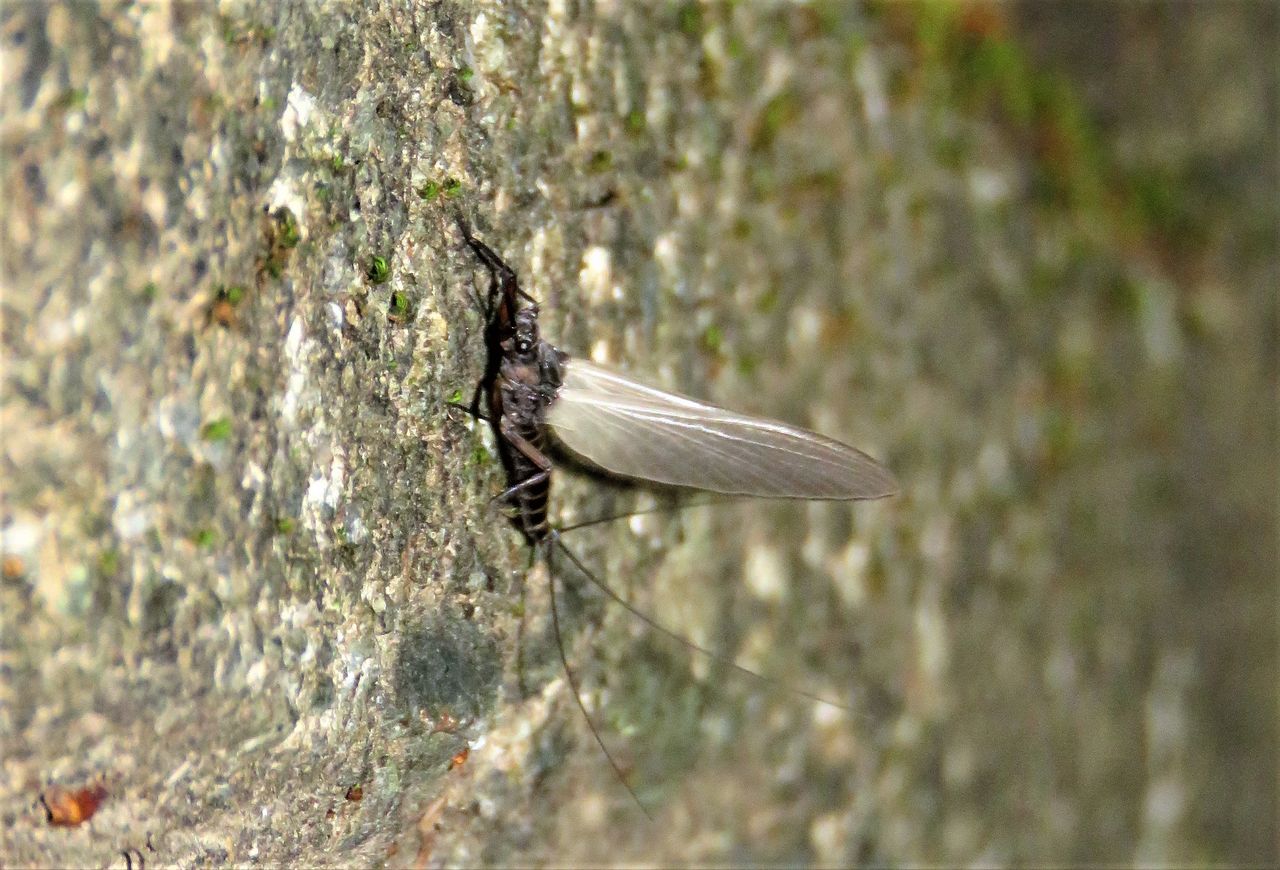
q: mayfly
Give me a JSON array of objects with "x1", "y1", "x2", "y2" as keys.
[{"x1": 453, "y1": 220, "x2": 896, "y2": 813}]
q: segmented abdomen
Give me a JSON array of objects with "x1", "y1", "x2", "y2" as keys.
[{"x1": 510, "y1": 423, "x2": 551, "y2": 541}]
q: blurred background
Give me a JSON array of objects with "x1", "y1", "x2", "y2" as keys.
[{"x1": 2, "y1": 2, "x2": 1275, "y2": 866}]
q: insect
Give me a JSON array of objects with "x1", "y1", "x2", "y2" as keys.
[
  {"x1": 449, "y1": 745, "x2": 470, "y2": 770},
  {"x1": 454, "y1": 220, "x2": 896, "y2": 813},
  {"x1": 38, "y1": 781, "x2": 108, "y2": 827}
]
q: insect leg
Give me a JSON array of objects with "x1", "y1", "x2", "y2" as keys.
[
  {"x1": 545, "y1": 541, "x2": 652, "y2": 820},
  {"x1": 491, "y1": 470, "x2": 550, "y2": 505},
  {"x1": 446, "y1": 395, "x2": 490, "y2": 423},
  {"x1": 458, "y1": 222, "x2": 539, "y2": 306},
  {"x1": 556, "y1": 494, "x2": 731, "y2": 534},
  {"x1": 492, "y1": 418, "x2": 552, "y2": 504},
  {"x1": 549, "y1": 532, "x2": 856, "y2": 714}
]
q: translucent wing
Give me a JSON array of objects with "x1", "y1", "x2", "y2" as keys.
[{"x1": 546, "y1": 359, "x2": 897, "y2": 499}]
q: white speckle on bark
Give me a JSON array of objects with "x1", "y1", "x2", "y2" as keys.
[
  {"x1": 744, "y1": 542, "x2": 788, "y2": 603},
  {"x1": 266, "y1": 173, "x2": 306, "y2": 237},
  {"x1": 280, "y1": 84, "x2": 317, "y2": 142},
  {"x1": 282, "y1": 316, "x2": 308, "y2": 426},
  {"x1": 579, "y1": 245, "x2": 612, "y2": 306},
  {"x1": 113, "y1": 489, "x2": 154, "y2": 541}
]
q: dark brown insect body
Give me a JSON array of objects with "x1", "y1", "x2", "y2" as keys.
[{"x1": 463, "y1": 229, "x2": 567, "y2": 542}]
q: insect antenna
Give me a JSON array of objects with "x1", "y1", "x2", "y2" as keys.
[
  {"x1": 543, "y1": 540, "x2": 655, "y2": 821},
  {"x1": 548, "y1": 531, "x2": 857, "y2": 714}
]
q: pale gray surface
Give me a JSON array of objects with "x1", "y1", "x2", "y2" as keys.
[{"x1": 1, "y1": 2, "x2": 1275, "y2": 867}]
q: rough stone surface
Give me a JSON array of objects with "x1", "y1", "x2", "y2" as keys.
[{"x1": 1, "y1": 2, "x2": 1274, "y2": 866}]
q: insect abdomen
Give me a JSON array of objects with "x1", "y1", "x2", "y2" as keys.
[{"x1": 512, "y1": 424, "x2": 551, "y2": 540}]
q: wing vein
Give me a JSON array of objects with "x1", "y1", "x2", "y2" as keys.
[{"x1": 546, "y1": 361, "x2": 896, "y2": 500}]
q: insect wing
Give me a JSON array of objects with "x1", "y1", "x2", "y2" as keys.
[{"x1": 546, "y1": 360, "x2": 897, "y2": 499}]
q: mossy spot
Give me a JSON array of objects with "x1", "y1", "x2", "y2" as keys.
[
  {"x1": 676, "y1": 1, "x2": 704, "y2": 38},
  {"x1": 200, "y1": 417, "x2": 232, "y2": 442},
  {"x1": 366, "y1": 255, "x2": 390, "y2": 284},
  {"x1": 700, "y1": 323, "x2": 724, "y2": 354},
  {"x1": 276, "y1": 210, "x2": 301, "y2": 249},
  {"x1": 588, "y1": 150, "x2": 613, "y2": 173},
  {"x1": 98, "y1": 549, "x2": 120, "y2": 577}
]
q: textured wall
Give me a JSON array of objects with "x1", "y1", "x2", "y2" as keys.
[{"x1": 2, "y1": 2, "x2": 1274, "y2": 866}]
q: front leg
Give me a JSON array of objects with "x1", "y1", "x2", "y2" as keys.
[
  {"x1": 492, "y1": 469, "x2": 550, "y2": 505},
  {"x1": 445, "y1": 381, "x2": 489, "y2": 422},
  {"x1": 458, "y1": 220, "x2": 539, "y2": 305}
]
